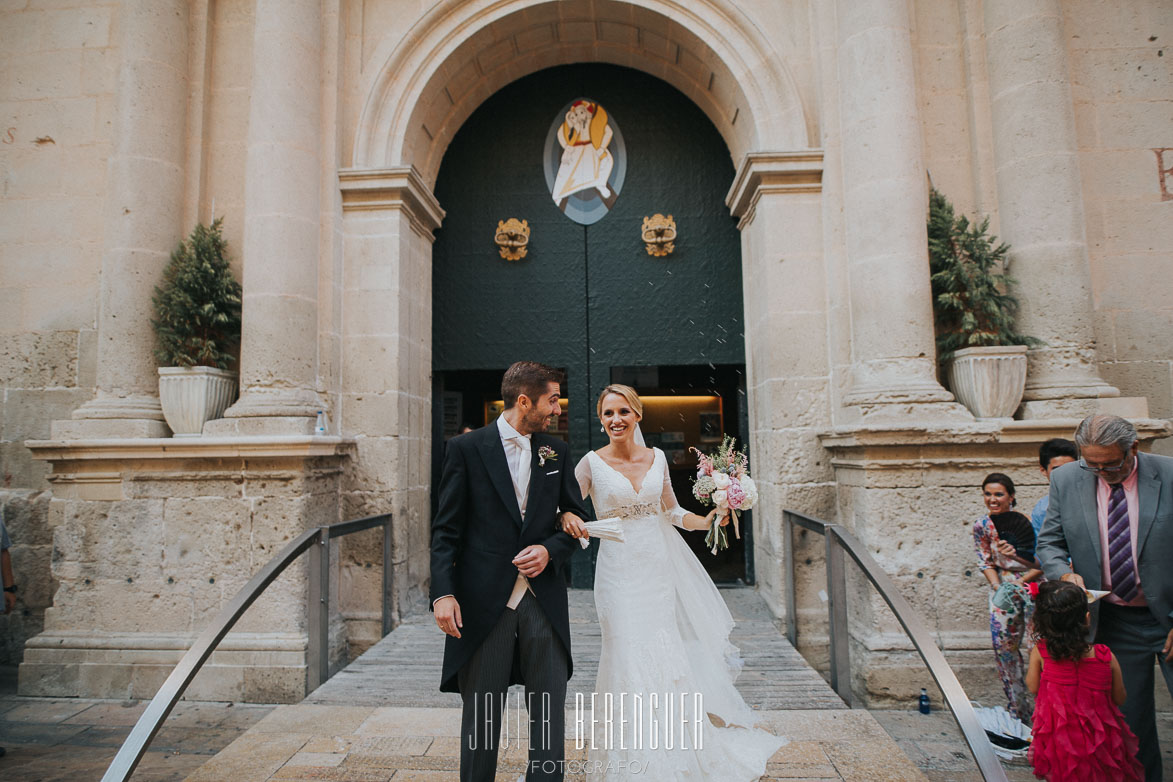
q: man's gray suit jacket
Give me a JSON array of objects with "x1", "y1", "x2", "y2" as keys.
[{"x1": 1037, "y1": 451, "x2": 1173, "y2": 634}]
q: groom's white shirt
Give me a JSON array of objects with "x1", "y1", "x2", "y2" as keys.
[
  {"x1": 496, "y1": 414, "x2": 533, "y2": 610},
  {"x1": 431, "y1": 415, "x2": 533, "y2": 611}
]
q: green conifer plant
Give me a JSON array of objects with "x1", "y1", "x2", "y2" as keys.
[
  {"x1": 151, "y1": 218, "x2": 242, "y2": 369},
  {"x1": 927, "y1": 188, "x2": 1037, "y2": 358}
]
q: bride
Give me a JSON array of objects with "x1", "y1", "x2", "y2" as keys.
[{"x1": 561, "y1": 384, "x2": 784, "y2": 780}]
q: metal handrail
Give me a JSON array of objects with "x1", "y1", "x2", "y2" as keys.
[
  {"x1": 101, "y1": 512, "x2": 393, "y2": 782},
  {"x1": 783, "y1": 510, "x2": 1009, "y2": 782}
]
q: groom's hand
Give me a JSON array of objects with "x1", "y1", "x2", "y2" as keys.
[
  {"x1": 434, "y1": 596, "x2": 462, "y2": 638},
  {"x1": 513, "y1": 545, "x2": 549, "y2": 578}
]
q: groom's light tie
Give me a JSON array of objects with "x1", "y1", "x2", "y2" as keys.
[
  {"x1": 509, "y1": 435, "x2": 532, "y2": 513},
  {"x1": 506, "y1": 434, "x2": 532, "y2": 610}
]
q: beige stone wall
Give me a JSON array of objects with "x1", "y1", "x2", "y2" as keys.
[
  {"x1": 0, "y1": 0, "x2": 121, "y2": 664},
  {"x1": 1063, "y1": 0, "x2": 1173, "y2": 455},
  {"x1": 202, "y1": 0, "x2": 253, "y2": 261},
  {"x1": 913, "y1": 0, "x2": 993, "y2": 217},
  {"x1": 18, "y1": 448, "x2": 348, "y2": 701},
  {"x1": 0, "y1": 1, "x2": 119, "y2": 485},
  {"x1": 911, "y1": 0, "x2": 1172, "y2": 442}
]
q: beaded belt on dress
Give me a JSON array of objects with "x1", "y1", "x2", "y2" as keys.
[{"x1": 605, "y1": 502, "x2": 659, "y2": 519}]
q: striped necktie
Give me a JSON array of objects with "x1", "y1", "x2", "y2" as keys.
[{"x1": 1106, "y1": 483, "x2": 1138, "y2": 602}]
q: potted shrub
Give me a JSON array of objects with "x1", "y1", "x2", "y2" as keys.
[
  {"x1": 928, "y1": 189, "x2": 1039, "y2": 419},
  {"x1": 152, "y1": 218, "x2": 242, "y2": 436}
]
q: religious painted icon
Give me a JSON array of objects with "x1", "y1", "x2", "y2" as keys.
[{"x1": 543, "y1": 98, "x2": 626, "y2": 225}]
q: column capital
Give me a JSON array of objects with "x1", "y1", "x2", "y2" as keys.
[
  {"x1": 339, "y1": 166, "x2": 446, "y2": 239},
  {"x1": 726, "y1": 151, "x2": 823, "y2": 229}
]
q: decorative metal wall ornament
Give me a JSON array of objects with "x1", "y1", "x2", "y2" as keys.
[
  {"x1": 543, "y1": 98, "x2": 627, "y2": 225},
  {"x1": 642, "y1": 214, "x2": 677, "y2": 256},
  {"x1": 494, "y1": 218, "x2": 530, "y2": 260}
]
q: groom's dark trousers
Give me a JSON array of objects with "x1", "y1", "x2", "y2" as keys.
[
  {"x1": 431, "y1": 425, "x2": 590, "y2": 782},
  {"x1": 459, "y1": 592, "x2": 567, "y2": 782}
]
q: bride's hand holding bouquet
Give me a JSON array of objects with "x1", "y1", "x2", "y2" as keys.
[{"x1": 691, "y1": 435, "x2": 758, "y2": 554}]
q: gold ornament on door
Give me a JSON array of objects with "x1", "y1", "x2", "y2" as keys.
[
  {"x1": 642, "y1": 214, "x2": 676, "y2": 256},
  {"x1": 494, "y1": 218, "x2": 530, "y2": 261}
]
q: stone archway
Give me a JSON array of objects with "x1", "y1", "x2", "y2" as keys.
[
  {"x1": 338, "y1": 0, "x2": 823, "y2": 624},
  {"x1": 352, "y1": 0, "x2": 810, "y2": 177}
]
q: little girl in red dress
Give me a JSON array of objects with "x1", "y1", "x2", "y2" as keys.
[{"x1": 1026, "y1": 580, "x2": 1143, "y2": 781}]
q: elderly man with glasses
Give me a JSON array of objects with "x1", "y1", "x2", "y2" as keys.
[{"x1": 1037, "y1": 414, "x2": 1173, "y2": 781}]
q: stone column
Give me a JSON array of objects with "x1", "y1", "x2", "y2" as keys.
[
  {"x1": 835, "y1": 0, "x2": 966, "y2": 419},
  {"x1": 727, "y1": 152, "x2": 834, "y2": 621},
  {"x1": 337, "y1": 168, "x2": 443, "y2": 629},
  {"x1": 61, "y1": 0, "x2": 190, "y2": 439},
  {"x1": 983, "y1": 0, "x2": 1118, "y2": 415},
  {"x1": 209, "y1": 0, "x2": 324, "y2": 434}
]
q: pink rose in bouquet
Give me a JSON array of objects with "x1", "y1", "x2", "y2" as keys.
[{"x1": 725, "y1": 480, "x2": 747, "y2": 510}]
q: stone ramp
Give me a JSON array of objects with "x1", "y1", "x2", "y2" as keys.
[
  {"x1": 186, "y1": 588, "x2": 927, "y2": 780},
  {"x1": 307, "y1": 588, "x2": 845, "y2": 711}
]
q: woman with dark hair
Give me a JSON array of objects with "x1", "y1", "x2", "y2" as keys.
[{"x1": 973, "y1": 472, "x2": 1042, "y2": 721}]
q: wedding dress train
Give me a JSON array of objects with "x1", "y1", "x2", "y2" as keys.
[{"x1": 575, "y1": 448, "x2": 785, "y2": 780}]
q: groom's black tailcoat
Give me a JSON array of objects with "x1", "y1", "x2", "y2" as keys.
[{"x1": 430, "y1": 424, "x2": 590, "y2": 693}]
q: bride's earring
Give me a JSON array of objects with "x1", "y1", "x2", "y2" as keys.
[{"x1": 600, "y1": 425, "x2": 605, "y2": 433}]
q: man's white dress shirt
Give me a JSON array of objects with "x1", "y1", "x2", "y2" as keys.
[{"x1": 497, "y1": 414, "x2": 533, "y2": 609}]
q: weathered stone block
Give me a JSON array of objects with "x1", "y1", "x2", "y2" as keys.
[
  {"x1": 754, "y1": 377, "x2": 833, "y2": 430},
  {"x1": 0, "y1": 330, "x2": 78, "y2": 388},
  {"x1": 753, "y1": 429, "x2": 835, "y2": 484},
  {"x1": 1101, "y1": 361, "x2": 1173, "y2": 419},
  {"x1": 243, "y1": 664, "x2": 307, "y2": 703}
]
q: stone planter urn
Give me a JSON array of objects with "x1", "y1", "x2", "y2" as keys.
[
  {"x1": 158, "y1": 367, "x2": 238, "y2": 436},
  {"x1": 945, "y1": 345, "x2": 1028, "y2": 419}
]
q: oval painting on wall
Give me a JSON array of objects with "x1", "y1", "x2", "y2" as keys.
[{"x1": 543, "y1": 98, "x2": 627, "y2": 225}]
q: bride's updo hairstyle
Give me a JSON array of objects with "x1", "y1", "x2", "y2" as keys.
[{"x1": 596, "y1": 384, "x2": 643, "y2": 421}]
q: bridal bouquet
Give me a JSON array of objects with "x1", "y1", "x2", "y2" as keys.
[{"x1": 690, "y1": 435, "x2": 757, "y2": 554}]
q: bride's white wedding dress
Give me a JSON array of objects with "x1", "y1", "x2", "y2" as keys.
[{"x1": 575, "y1": 448, "x2": 785, "y2": 780}]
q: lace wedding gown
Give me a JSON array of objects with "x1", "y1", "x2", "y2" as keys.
[{"x1": 575, "y1": 448, "x2": 785, "y2": 780}]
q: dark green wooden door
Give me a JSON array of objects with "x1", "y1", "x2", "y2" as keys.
[{"x1": 432, "y1": 64, "x2": 746, "y2": 583}]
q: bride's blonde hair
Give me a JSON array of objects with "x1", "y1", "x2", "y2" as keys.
[{"x1": 596, "y1": 384, "x2": 643, "y2": 421}]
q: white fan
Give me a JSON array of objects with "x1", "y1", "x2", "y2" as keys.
[{"x1": 577, "y1": 517, "x2": 626, "y2": 549}]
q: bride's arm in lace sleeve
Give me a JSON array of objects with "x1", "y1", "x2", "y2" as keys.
[
  {"x1": 561, "y1": 455, "x2": 593, "y2": 539},
  {"x1": 660, "y1": 457, "x2": 726, "y2": 531}
]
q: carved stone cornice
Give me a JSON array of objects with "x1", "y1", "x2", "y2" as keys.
[
  {"x1": 25, "y1": 436, "x2": 355, "y2": 500},
  {"x1": 819, "y1": 418, "x2": 1173, "y2": 473},
  {"x1": 338, "y1": 166, "x2": 446, "y2": 238},
  {"x1": 725, "y1": 150, "x2": 824, "y2": 229},
  {"x1": 27, "y1": 435, "x2": 355, "y2": 462}
]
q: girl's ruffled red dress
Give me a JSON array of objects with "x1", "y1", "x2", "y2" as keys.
[{"x1": 1029, "y1": 641, "x2": 1144, "y2": 781}]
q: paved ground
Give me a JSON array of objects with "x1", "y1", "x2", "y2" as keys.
[
  {"x1": 183, "y1": 589, "x2": 926, "y2": 781},
  {"x1": 185, "y1": 704, "x2": 925, "y2": 782},
  {"x1": 871, "y1": 709, "x2": 1173, "y2": 782},
  {"x1": 0, "y1": 587, "x2": 1169, "y2": 780},
  {"x1": 0, "y1": 688, "x2": 274, "y2": 781},
  {"x1": 306, "y1": 588, "x2": 846, "y2": 711}
]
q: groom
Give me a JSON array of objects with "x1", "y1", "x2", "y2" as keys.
[{"x1": 431, "y1": 361, "x2": 590, "y2": 782}]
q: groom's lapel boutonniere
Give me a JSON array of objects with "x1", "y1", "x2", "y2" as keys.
[{"x1": 538, "y1": 445, "x2": 557, "y2": 467}]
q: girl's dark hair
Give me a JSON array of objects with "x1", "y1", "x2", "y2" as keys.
[
  {"x1": 1032, "y1": 581, "x2": 1090, "y2": 661},
  {"x1": 982, "y1": 472, "x2": 1017, "y2": 507}
]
